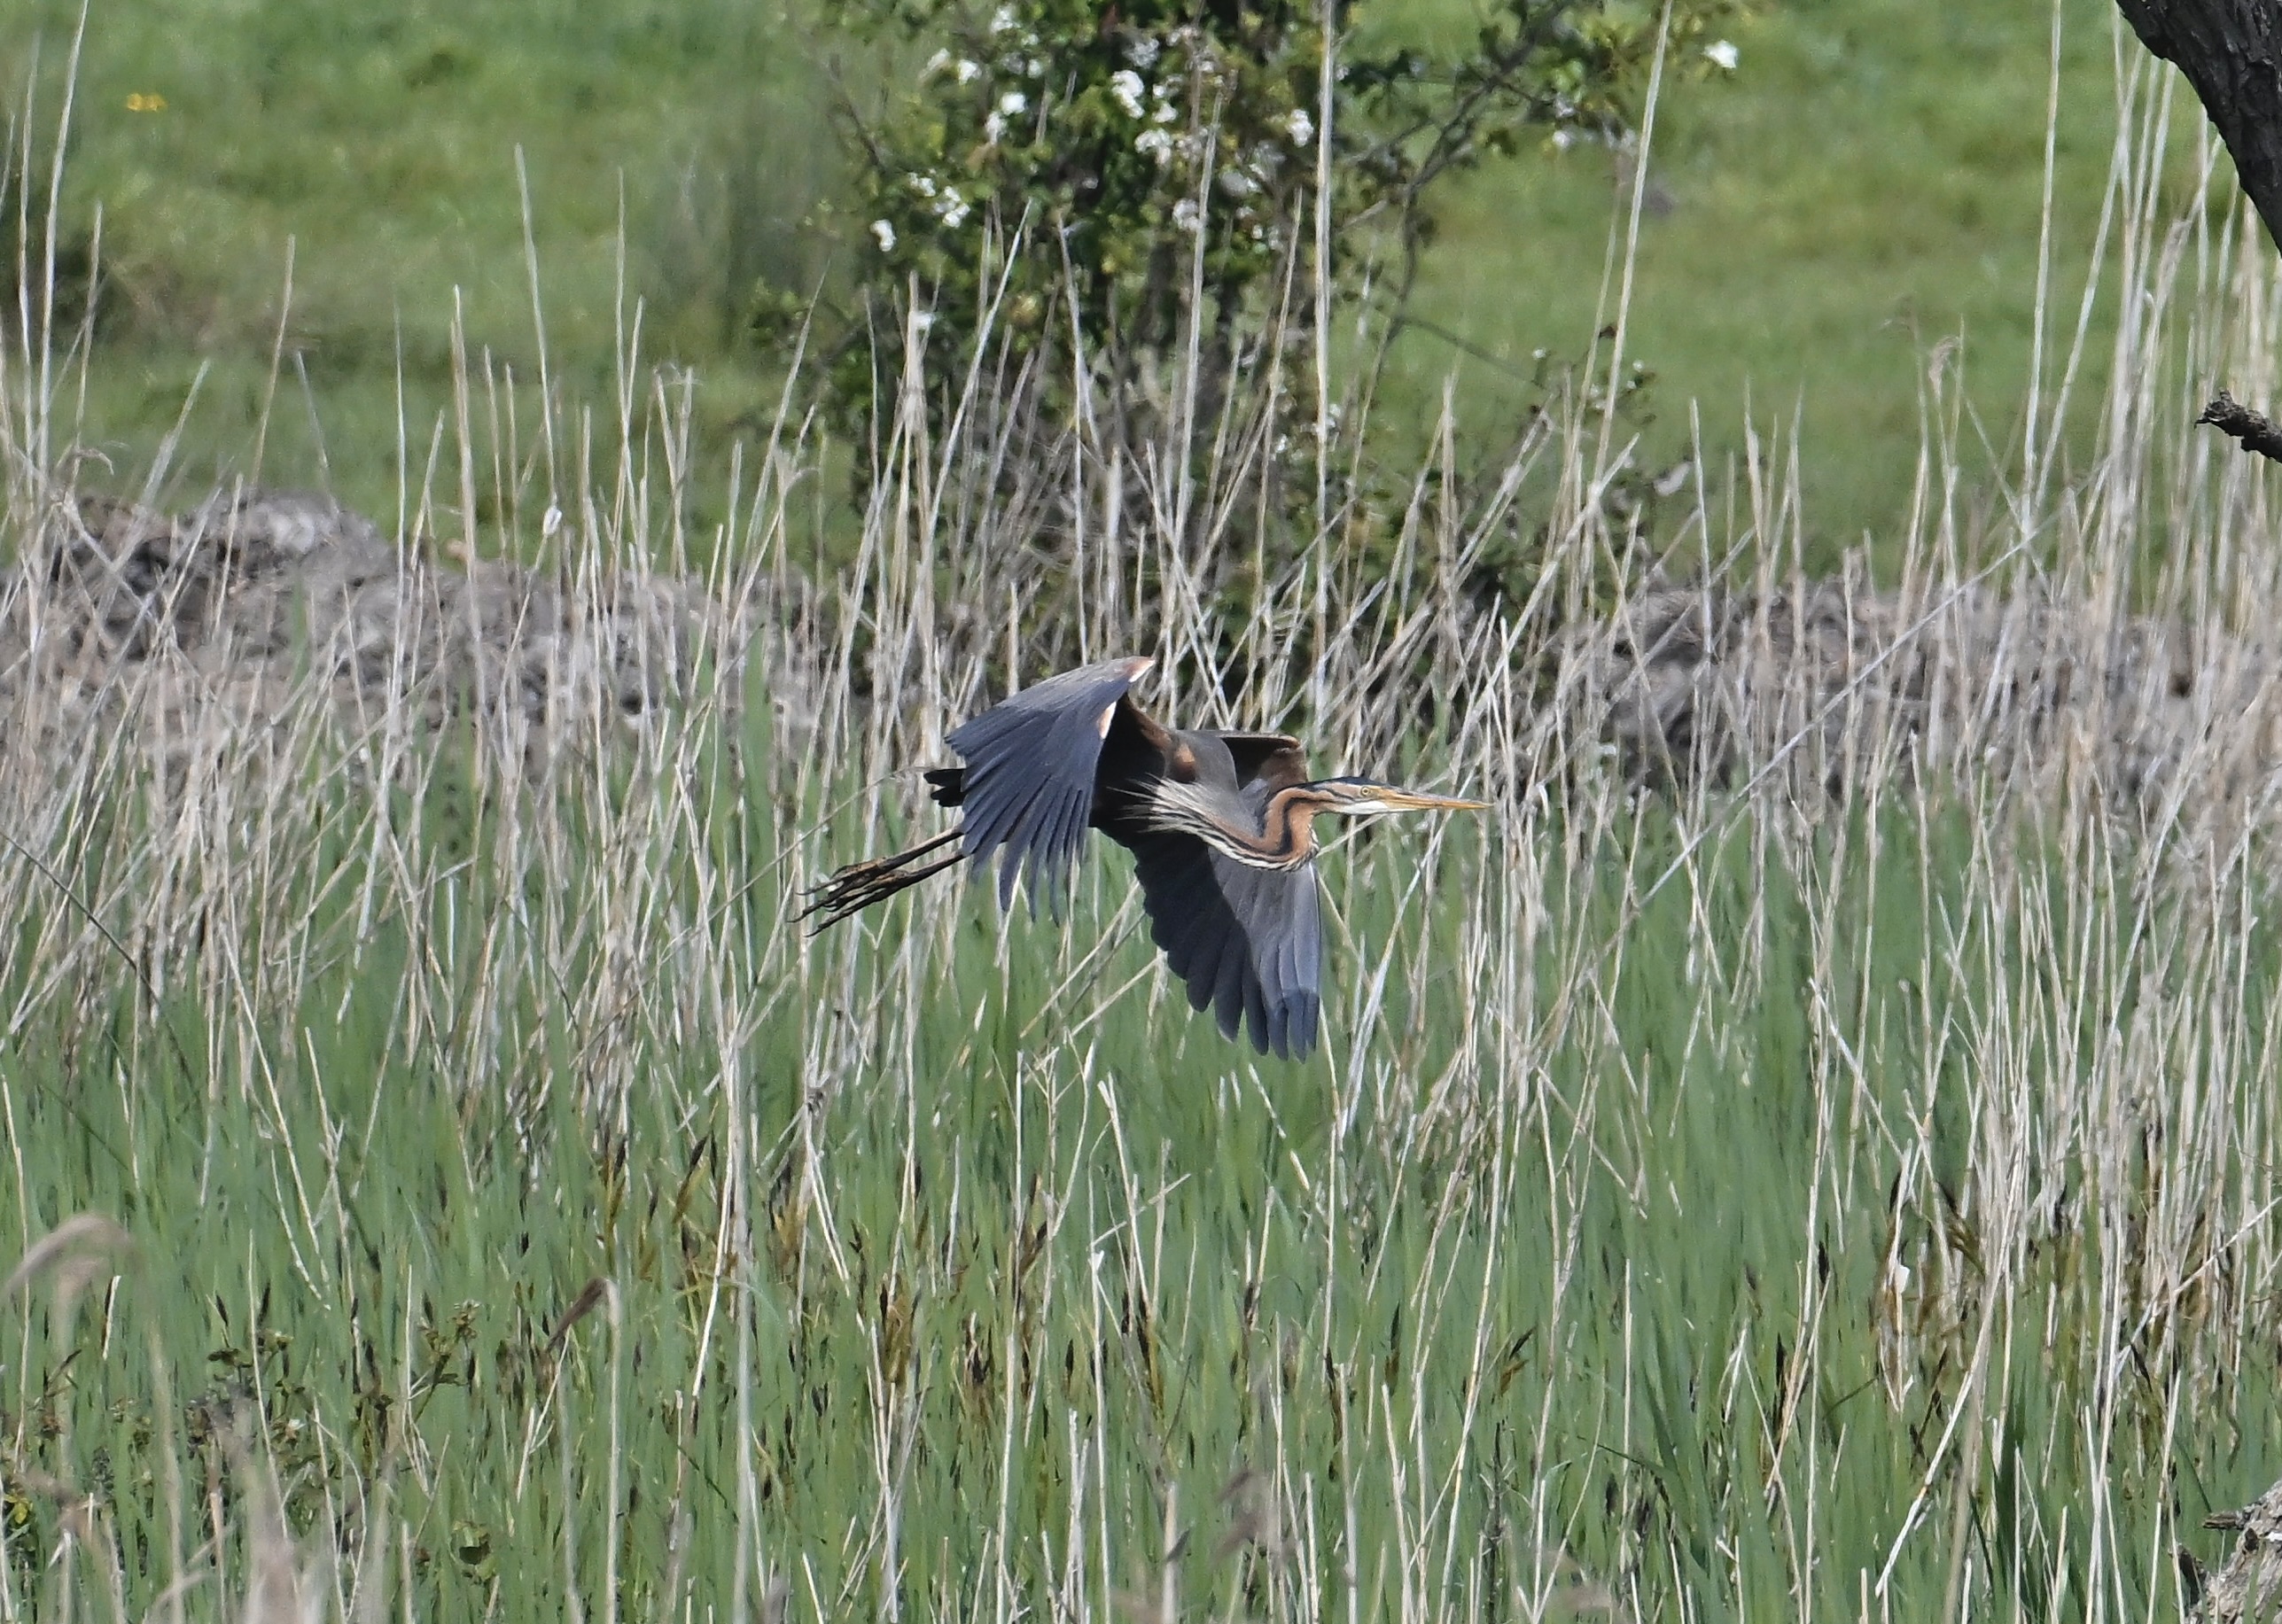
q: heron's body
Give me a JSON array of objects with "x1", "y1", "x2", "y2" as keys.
[{"x1": 806, "y1": 657, "x2": 1484, "y2": 1059}]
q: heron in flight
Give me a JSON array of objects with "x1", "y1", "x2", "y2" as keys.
[{"x1": 805, "y1": 657, "x2": 1486, "y2": 1060}]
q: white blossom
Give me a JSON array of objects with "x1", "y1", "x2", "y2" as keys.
[
  {"x1": 937, "y1": 189, "x2": 970, "y2": 229},
  {"x1": 1217, "y1": 169, "x2": 1257, "y2": 198},
  {"x1": 1551, "y1": 126, "x2": 1577, "y2": 151},
  {"x1": 1135, "y1": 127, "x2": 1174, "y2": 165},
  {"x1": 908, "y1": 173, "x2": 939, "y2": 198},
  {"x1": 984, "y1": 111, "x2": 1008, "y2": 143},
  {"x1": 1703, "y1": 38, "x2": 1739, "y2": 71},
  {"x1": 924, "y1": 48, "x2": 951, "y2": 76},
  {"x1": 990, "y1": 4, "x2": 1016, "y2": 32},
  {"x1": 1284, "y1": 107, "x2": 1314, "y2": 147},
  {"x1": 954, "y1": 58, "x2": 982, "y2": 84},
  {"x1": 998, "y1": 89, "x2": 1028, "y2": 117},
  {"x1": 869, "y1": 219, "x2": 897, "y2": 253},
  {"x1": 1172, "y1": 197, "x2": 1203, "y2": 234},
  {"x1": 1109, "y1": 69, "x2": 1146, "y2": 120},
  {"x1": 1125, "y1": 35, "x2": 1161, "y2": 69}
]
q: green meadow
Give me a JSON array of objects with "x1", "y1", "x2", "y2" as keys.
[
  {"x1": 4, "y1": 0, "x2": 2282, "y2": 1619},
  {"x1": 3, "y1": 0, "x2": 2188, "y2": 549}
]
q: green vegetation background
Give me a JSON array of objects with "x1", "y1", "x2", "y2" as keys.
[
  {"x1": 6, "y1": 0, "x2": 2142, "y2": 558},
  {"x1": 3, "y1": 3, "x2": 2275, "y2": 1616}
]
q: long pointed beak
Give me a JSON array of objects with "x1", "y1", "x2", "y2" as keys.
[{"x1": 1375, "y1": 788, "x2": 1491, "y2": 812}]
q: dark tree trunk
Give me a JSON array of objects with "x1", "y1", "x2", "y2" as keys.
[
  {"x1": 2116, "y1": 1, "x2": 2282, "y2": 463},
  {"x1": 2113, "y1": 0, "x2": 2282, "y2": 257}
]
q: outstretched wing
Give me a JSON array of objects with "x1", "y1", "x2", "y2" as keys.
[
  {"x1": 1114, "y1": 830, "x2": 1323, "y2": 1060},
  {"x1": 946, "y1": 656, "x2": 1154, "y2": 911}
]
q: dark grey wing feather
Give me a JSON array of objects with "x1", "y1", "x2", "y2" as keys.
[
  {"x1": 946, "y1": 658, "x2": 1150, "y2": 913},
  {"x1": 1219, "y1": 733, "x2": 1309, "y2": 791},
  {"x1": 1117, "y1": 831, "x2": 1323, "y2": 1060}
]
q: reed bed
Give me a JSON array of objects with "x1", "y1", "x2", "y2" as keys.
[{"x1": 4, "y1": 36, "x2": 2282, "y2": 1624}]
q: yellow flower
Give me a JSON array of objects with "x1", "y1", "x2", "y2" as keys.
[{"x1": 125, "y1": 92, "x2": 167, "y2": 113}]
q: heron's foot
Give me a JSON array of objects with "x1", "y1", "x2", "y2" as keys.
[{"x1": 799, "y1": 830, "x2": 963, "y2": 932}]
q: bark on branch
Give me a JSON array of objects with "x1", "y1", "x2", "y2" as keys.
[
  {"x1": 2114, "y1": 0, "x2": 2282, "y2": 258},
  {"x1": 2198, "y1": 390, "x2": 2282, "y2": 462}
]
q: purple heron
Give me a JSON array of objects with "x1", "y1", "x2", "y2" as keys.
[{"x1": 805, "y1": 657, "x2": 1486, "y2": 1060}]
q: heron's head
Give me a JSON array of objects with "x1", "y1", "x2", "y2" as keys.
[{"x1": 1295, "y1": 778, "x2": 1491, "y2": 818}]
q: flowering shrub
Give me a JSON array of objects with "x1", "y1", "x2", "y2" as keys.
[
  {"x1": 830, "y1": 0, "x2": 1740, "y2": 375},
  {"x1": 853, "y1": 1, "x2": 1330, "y2": 362},
  {"x1": 812, "y1": 0, "x2": 1745, "y2": 595}
]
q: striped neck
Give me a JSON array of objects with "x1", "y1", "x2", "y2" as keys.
[
  {"x1": 1149, "y1": 781, "x2": 1328, "y2": 871},
  {"x1": 1233, "y1": 786, "x2": 1328, "y2": 870}
]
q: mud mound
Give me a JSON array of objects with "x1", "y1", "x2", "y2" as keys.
[
  {"x1": 0, "y1": 487, "x2": 725, "y2": 782},
  {"x1": 1568, "y1": 569, "x2": 2282, "y2": 851},
  {"x1": 14, "y1": 487, "x2": 2282, "y2": 858}
]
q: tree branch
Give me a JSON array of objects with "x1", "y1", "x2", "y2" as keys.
[
  {"x1": 2198, "y1": 389, "x2": 2282, "y2": 462},
  {"x1": 2113, "y1": 0, "x2": 2282, "y2": 257}
]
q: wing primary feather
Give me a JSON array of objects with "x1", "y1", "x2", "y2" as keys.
[
  {"x1": 942, "y1": 659, "x2": 1151, "y2": 914},
  {"x1": 1017, "y1": 796, "x2": 1067, "y2": 917},
  {"x1": 1052, "y1": 791, "x2": 1094, "y2": 907},
  {"x1": 1244, "y1": 960, "x2": 1272, "y2": 1054}
]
